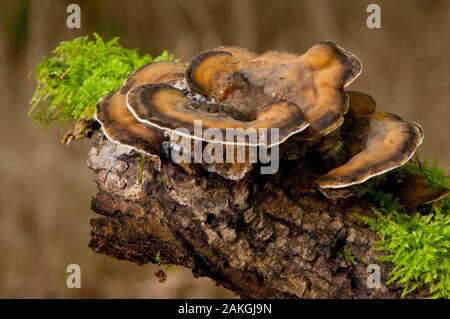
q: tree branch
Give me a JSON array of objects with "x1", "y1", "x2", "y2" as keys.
[{"x1": 86, "y1": 136, "x2": 422, "y2": 298}]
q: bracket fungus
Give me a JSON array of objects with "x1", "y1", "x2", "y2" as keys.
[
  {"x1": 96, "y1": 61, "x2": 186, "y2": 156},
  {"x1": 126, "y1": 83, "x2": 309, "y2": 147},
  {"x1": 96, "y1": 93, "x2": 165, "y2": 156},
  {"x1": 316, "y1": 112, "x2": 423, "y2": 188},
  {"x1": 186, "y1": 41, "x2": 361, "y2": 139},
  {"x1": 95, "y1": 42, "x2": 431, "y2": 192},
  {"x1": 391, "y1": 174, "x2": 450, "y2": 209}
]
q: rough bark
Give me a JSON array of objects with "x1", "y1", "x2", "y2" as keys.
[{"x1": 86, "y1": 135, "x2": 417, "y2": 299}]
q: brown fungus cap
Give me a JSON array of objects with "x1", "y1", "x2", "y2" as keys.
[
  {"x1": 186, "y1": 41, "x2": 362, "y2": 139},
  {"x1": 119, "y1": 61, "x2": 186, "y2": 94},
  {"x1": 95, "y1": 94, "x2": 165, "y2": 156},
  {"x1": 185, "y1": 46, "x2": 258, "y2": 96},
  {"x1": 186, "y1": 47, "x2": 298, "y2": 98},
  {"x1": 96, "y1": 61, "x2": 186, "y2": 156},
  {"x1": 316, "y1": 112, "x2": 423, "y2": 188},
  {"x1": 186, "y1": 50, "x2": 241, "y2": 97},
  {"x1": 393, "y1": 174, "x2": 450, "y2": 209},
  {"x1": 346, "y1": 91, "x2": 376, "y2": 116},
  {"x1": 126, "y1": 83, "x2": 309, "y2": 148}
]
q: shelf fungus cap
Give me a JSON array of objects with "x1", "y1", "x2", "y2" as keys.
[
  {"x1": 394, "y1": 175, "x2": 450, "y2": 209},
  {"x1": 185, "y1": 46, "x2": 259, "y2": 97},
  {"x1": 317, "y1": 112, "x2": 424, "y2": 188},
  {"x1": 302, "y1": 41, "x2": 362, "y2": 87},
  {"x1": 95, "y1": 94, "x2": 165, "y2": 156},
  {"x1": 119, "y1": 61, "x2": 186, "y2": 94},
  {"x1": 186, "y1": 41, "x2": 362, "y2": 139},
  {"x1": 97, "y1": 61, "x2": 186, "y2": 156},
  {"x1": 288, "y1": 41, "x2": 362, "y2": 138},
  {"x1": 186, "y1": 50, "x2": 242, "y2": 97},
  {"x1": 126, "y1": 83, "x2": 309, "y2": 148}
]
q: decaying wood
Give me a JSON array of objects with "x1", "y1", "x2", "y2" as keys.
[{"x1": 87, "y1": 135, "x2": 422, "y2": 299}]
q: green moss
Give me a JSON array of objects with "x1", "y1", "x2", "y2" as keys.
[
  {"x1": 398, "y1": 159, "x2": 450, "y2": 189},
  {"x1": 361, "y1": 207, "x2": 450, "y2": 298},
  {"x1": 138, "y1": 154, "x2": 146, "y2": 184},
  {"x1": 29, "y1": 33, "x2": 176, "y2": 127},
  {"x1": 155, "y1": 215, "x2": 163, "y2": 225},
  {"x1": 362, "y1": 159, "x2": 450, "y2": 298},
  {"x1": 365, "y1": 189, "x2": 402, "y2": 212},
  {"x1": 339, "y1": 245, "x2": 357, "y2": 266},
  {"x1": 154, "y1": 251, "x2": 166, "y2": 266}
]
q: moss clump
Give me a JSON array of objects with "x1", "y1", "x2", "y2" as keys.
[
  {"x1": 362, "y1": 159, "x2": 450, "y2": 298},
  {"x1": 154, "y1": 251, "x2": 167, "y2": 266},
  {"x1": 137, "y1": 154, "x2": 146, "y2": 184},
  {"x1": 29, "y1": 33, "x2": 176, "y2": 127},
  {"x1": 361, "y1": 207, "x2": 450, "y2": 298},
  {"x1": 339, "y1": 245, "x2": 357, "y2": 266},
  {"x1": 365, "y1": 189, "x2": 402, "y2": 212}
]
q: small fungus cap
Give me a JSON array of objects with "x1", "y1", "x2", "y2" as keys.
[
  {"x1": 317, "y1": 112, "x2": 423, "y2": 188},
  {"x1": 95, "y1": 94, "x2": 164, "y2": 156},
  {"x1": 186, "y1": 50, "x2": 241, "y2": 97},
  {"x1": 96, "y1": 61, "x2": 186, "y2": 156}
]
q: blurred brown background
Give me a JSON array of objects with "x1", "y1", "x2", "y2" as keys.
[{"x1": 0, "y1": 0, "x2": 449, "y2": 298}]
